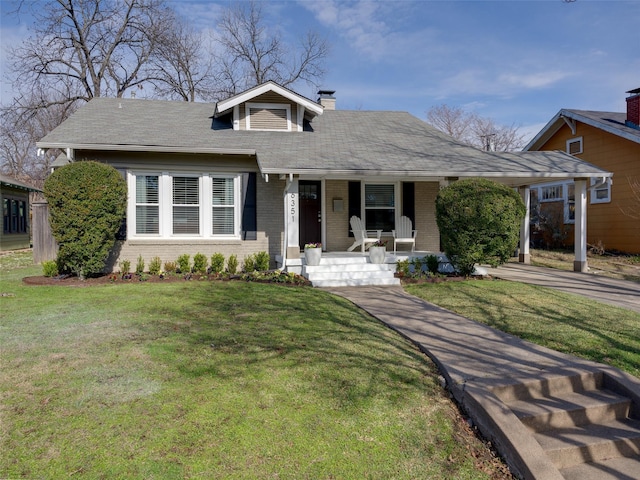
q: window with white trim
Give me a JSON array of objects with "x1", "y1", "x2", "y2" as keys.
[
  {"x1": 590, "y1": 178, "x2": 611, "y2": 204},
  {"x1": 540, "y1": 184, "x2": 563, "y2": 201},
  {"x1": 135, "y1": 174, "x2": 159, "y2": 234},
  {"x1": 566, "y1": 137, "x2": 583, "y2": 155},
  {"x1": 212, "y1": 176, "x2": 236, "y2": 235},
  {"x1": 172, "y1": 176, "x2": 200, "y2": 235},
  {"x1": 364, "y1": 183, "x2": 396, "y2": 231},
  {"x1": 129, "y1": 172, "x2": 241, "y2": 239},
  {"x1": 565, "y1": 183, "x2": 575, "y2": 223}
]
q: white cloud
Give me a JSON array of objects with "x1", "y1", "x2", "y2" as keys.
[{"x1": 498, "y1": 71, "x2": 570, "y2": 90}]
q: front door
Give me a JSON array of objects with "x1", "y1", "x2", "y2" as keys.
[{"x1": 299, "y1": 181, "x2": 321, "y2": 249}]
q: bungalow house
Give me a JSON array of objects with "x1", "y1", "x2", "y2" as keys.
[
  {"x1": 524, "y1": 88, "x2": 640, "y2": 254},
  {"x1": 36, "y1": 81, "x2": 611, "y2": 284},
  {"x1": 1, "y1": 174, "x2": 40, "y2": 251}
]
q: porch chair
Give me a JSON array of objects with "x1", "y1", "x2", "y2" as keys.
[
  {"x1": 392, "y1": 216, "x2": 417, "y2": 254},
  {"x1": 347, "y1": 216, "x2": 381, "y2": 253}
]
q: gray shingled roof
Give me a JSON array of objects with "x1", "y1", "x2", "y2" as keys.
[
  {"x1": 0, "y1": 174, "x2": 41, "y2": 192},
  {"x1": 38, "y1": 97, "x2": 610, "y2": 185}
]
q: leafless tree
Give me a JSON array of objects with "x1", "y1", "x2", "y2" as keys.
[
  {"x1": 213, "y1": 1, "x2": 329, "y2": 97},
  {"x1": 7, "y1": 0, "x2": 173, "y2": 114},
  {"x1": 620, "y1": 177, "x2": 640, "y2": 220},
  {"x1": 426, "y1": 104, "x2": 527, "y2": 152},
  {"x1": 0, "y1": 94, "x2": 75, "y2": 188},
  {"x1": 148, "y1": 13, "x2": 219, "y2": 102}
]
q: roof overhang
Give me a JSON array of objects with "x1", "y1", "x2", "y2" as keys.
[
  {"x1": 215, "y1": 81, "x2": 324, "y2": 118},
  {"x1": 35, "y1": 142, "x2": 256, "y2": 157},
  {"x1": 258, "y1": 167, "x2": 612, "y2": 187},
  {"x1": 525, "y1": 109, "x2": 640, "y2": 150}
]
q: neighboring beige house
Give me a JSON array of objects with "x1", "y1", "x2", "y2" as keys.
[
  {"x1": 37, "y1": 81, "x2": 611, "y2": 279},
  {"x1": 525, "y1": 88, "x2": 640, "y2": 254},
  {"x1": 1, "y1": 174, "x2": 40, "y2": 251}
]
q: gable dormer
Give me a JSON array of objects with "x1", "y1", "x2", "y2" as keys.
[{"x1": 214, "y1": 81, "x2": 324, "y2": 132}]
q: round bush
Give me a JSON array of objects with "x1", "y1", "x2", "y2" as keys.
[
  {"x1": 43, "y1": 161, "x2": 127, "y2": 279},
  {"x1": 436, "y1": 178, "x2": 525, "y2": 276}
]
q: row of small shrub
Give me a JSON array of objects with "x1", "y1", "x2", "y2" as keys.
[
  {"x1": 118, "y1": 252, "x2": 271, "y2": 276},
  {"x1": 395, "y1": 254, "x2": 440, "y2": 278}
]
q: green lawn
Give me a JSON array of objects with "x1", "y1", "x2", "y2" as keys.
[
  {"x1": 0, "y1": 252, "x2": 506, "y2": 480},
  {"x1": 405, "y1": 280, "x2": 640, "y2": 378}
]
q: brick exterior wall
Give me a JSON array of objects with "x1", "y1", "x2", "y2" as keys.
[
  {"x1": 413, "y1": 182, "x2": 441, "y2": 252},
  {"x1": 627, "y1": 94, "x2": 640, "y2": 127}
]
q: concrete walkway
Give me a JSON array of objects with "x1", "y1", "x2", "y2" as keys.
[
  {"x1": 325, "y1": 284, "x2": 640, "y2": 480},
  {"x1": 490, "y1": 263, "x2": 640, "y2": 314}
]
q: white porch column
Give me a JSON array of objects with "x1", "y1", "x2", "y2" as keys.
[
  {"x1": 519, "y1": 186, "x2": 531, "y2": 264},
  {"x1": 284, "y1": 177, "x2": 300, "y2": 259},
  {"x1": 574, "y1": 178, "x2": 588, "y2": 272}
]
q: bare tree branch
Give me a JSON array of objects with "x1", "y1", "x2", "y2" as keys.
[{"x1": 426, "y1": 104, "x2": 527, "y2": 152}]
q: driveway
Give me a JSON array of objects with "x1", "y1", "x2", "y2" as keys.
[{"x1": 489, "y1": 263, "x2": 640, "y2": 314}]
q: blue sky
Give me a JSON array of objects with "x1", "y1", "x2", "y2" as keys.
[{"x1": 1, "y1": 0, "x2": 639, "y2": 142}]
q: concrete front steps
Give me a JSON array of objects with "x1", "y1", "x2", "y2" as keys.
[
  {"x1": 302, "y1": 256, "x2": 400, "y2": 287},
  {"x1": 493, "y1": 370, "x2": 640, "y2": 479}
]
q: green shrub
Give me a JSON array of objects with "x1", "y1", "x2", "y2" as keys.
[
  {"x1": 149, "y1": 256, "x2": 162, "y2": 275},
  {"x1": 177, "y1": 254, "x2": 191, "y2": 274},
  {"x1": 43, "y1": 161, "x2": 126, "y2": 279},
  {"x1": 395, "y1": 259, "x2": 410, "y2": 277},
  {"x1": 254, "y1": 251, "x2": 270, "y2": 271},
  {"x1": 227, "y1": 254, "x2": 238, "y2": 274},
  {"x1": 193, "y1": 253, "x2": 208, "y2": 274},
  {"x1": 164, "y1": 261, "x2": 177, "y2": 273},
  {"x1": 42, "y1": 260, "x2": 58, "y2": 277},
  {"x1": 436, "y1": 178, "x2": 525, "y2": 276},
  {"x1": 210, "y1": 253, "x2": 225, "y2": 274},
  {"x1": 243, "y1": 254, "x2": 256, "y2": 273},
  {"x1": 120, "y1": 259, "x2": 131, "y2": 275},
  {"x1": 135, "y1": 255, "x2": 145, "y2": 275},
  {"x1": 425, "y1": 255, "x2": 439, "y2": 275},
  {"x1": 410, "y1": 257, "x2": 423, "y2": 275}
]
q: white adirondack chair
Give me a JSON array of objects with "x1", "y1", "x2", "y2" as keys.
[
  {"x1": 347, "y1": 216, "x2": 381, "y2": 253},
  {"x1": 392, "y1": 216, "x2": 417, "y2": 254}
]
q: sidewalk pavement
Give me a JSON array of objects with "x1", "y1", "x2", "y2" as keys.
[
  {"x1": 489, "y1": 263, "x2": 640, "y2": 314},
  {"x1": 325, "y1": 279, "x2": 640, "y2": 479}
]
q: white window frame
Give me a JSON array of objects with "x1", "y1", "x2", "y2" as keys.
[
  {"x1": 590, "y1": 178, "x2": 611, "y2": 204},
  {"x1": 361, "y1": 181, "x2": 399, "y2": 232},
  {"x1": 245, "y1": 102, "x2": 292, "y2": 131},
  {"x1": 540, "y1": 183, "x2": 564, "y2": 202},
  {"x1": 566, "y1": 137, "x2": 583, "y2": 155},
  {"x1": 128, "y1": 171, "x2": 242, "y2": 240},
  {"x1": 564, "y1": 183, "x2": 575, "y2": 224}
]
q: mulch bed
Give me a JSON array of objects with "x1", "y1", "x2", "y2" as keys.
[{"x1": 22, "y1": 272, "x2": 311, "y2": 287}]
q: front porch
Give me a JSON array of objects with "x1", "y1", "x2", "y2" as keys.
[{"x1": 278, "y1": 250, "x2": 450, "y2": 287}]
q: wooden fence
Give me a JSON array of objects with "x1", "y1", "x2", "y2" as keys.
[{"x1": 32, "y1": 201, "x2": 58, "y2": 264}]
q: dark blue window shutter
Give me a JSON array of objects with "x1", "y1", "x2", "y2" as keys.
[
  {"x1": 241, "y1": 173, "x2": 257, "y2": 240},
  {"x1": 402, "y1": 182, "x2": 415, "y2": 226}
]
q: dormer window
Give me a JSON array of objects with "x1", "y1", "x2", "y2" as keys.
[{"x1": 246, "y1": 102, "x2": 291, "y2": 131}]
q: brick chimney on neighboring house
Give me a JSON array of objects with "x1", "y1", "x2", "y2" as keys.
[
  {"x1": 317, "y1": 89, "x2": 336, "y2": 110},
  {"x1": 626, "y1": 87, "x2": 640, "y2": 129}
]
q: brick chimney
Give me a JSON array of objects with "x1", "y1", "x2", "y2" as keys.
[
  {"x1": 626, "y1": 87, "x2": 640, "y2": 129},
  {"x1": 317, "y1": 89, "x2": 336, "y2": 110}
]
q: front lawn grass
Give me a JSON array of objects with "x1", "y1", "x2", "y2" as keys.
[
  {"x1": 405, "y1": 280, "x2": 640, "y2": 378},
  {"x1": 0, "y1": 254, "x2": 508, "y2": 479}
]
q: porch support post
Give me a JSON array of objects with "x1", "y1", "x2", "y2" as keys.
[
  {"x1": 574, "y1": 178, "x2": 588, "y2": 272},
  {"x1": 284, "y1": 177, "x2": 300, "y2": 259},
  {"x1": 518, "y1": 186, "x2": 530, "y2": 264}
]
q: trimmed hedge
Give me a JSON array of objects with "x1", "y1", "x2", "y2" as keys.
[
  {"x1": 436, "y1": 178, "x2": 525, "y2": 276},
  {"x1": 43, "y1": 161, "x2": 127, "y2": 279}
]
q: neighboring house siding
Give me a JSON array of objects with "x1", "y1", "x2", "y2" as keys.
[
  {"x1": 1, "y1": 185, "x2": 31, "y2": 251},
  {"x1": 538, "y1": 122, "x2": 640, "y2": 253},
  {"x1": 76, "y1": 151, "x2": 284, "y2": 271}
]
